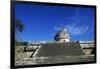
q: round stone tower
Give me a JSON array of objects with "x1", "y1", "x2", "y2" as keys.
[{"x1": 54, "y1": 28, "x2": 70, "y2": 43}]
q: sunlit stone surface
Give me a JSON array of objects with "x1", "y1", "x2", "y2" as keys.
[{"x1": 15, "y1": 28, "x2": 95, "y2": 66}]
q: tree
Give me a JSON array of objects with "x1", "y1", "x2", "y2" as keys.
[
  {"x1": 20, "y1": 41, "x2": 28, "y2": 46},
  {"x1": 15, "y1": 19, "x2": 25, "y2": 46},
  {"x1": 15, "y1": 19, "x2": 24, "y2": 33}
]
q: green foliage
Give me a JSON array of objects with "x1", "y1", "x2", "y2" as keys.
[
  {"x1": 15, "y1": 19, "x2": 25, "y2": 46},
  {"x1": 16, "y1": 19, "x2": 25, "y2": 33},
  {"x1": 15, "y1": 40, "x2": 20, "y2": 46},
  {"x1": 15, "y1": 40, "x2": 29, "y2": 46}
]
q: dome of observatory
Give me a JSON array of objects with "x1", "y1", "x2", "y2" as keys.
[{"x1": 54, "y1": 28, "x2": 70, "y2": 42}]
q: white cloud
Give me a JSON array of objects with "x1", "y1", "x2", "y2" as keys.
[
  {"x1": 66, "y1": 24, "x2": 93, "y2": 35},
  {"x1": 66, "y1": 25, "x2": 93, "y2": 35},
  {"x1": 54, "y1": 24, "x2": 93, "y2": 35}
]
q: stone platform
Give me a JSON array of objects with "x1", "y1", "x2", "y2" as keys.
[{"x1": 34, "y1": 43, "x2": 83, "y2": 57}]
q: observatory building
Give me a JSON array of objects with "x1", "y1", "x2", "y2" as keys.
[
  {"x1": 32, "y1": 28, "x2": 83, "y2": 57},
  {"x1": 54, "y1": 28, "x2": 70, "y2": 43}
]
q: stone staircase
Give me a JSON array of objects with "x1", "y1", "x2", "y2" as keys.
[{"x1": 34, "y1": 43, "x2": 83, "y2": 57}]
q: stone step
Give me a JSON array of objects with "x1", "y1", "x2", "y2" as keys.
[{"x1": 34, "y1": 43, "x2": 83, "y2": 57}]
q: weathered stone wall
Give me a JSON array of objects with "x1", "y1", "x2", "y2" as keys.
[{"x1": 35, "y1": 43, "x2": 83, "y2": 57}]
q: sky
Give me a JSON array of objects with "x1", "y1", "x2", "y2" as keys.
[{"x1": 15, "y1": 3, "x2": 95, "y2": 42}]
